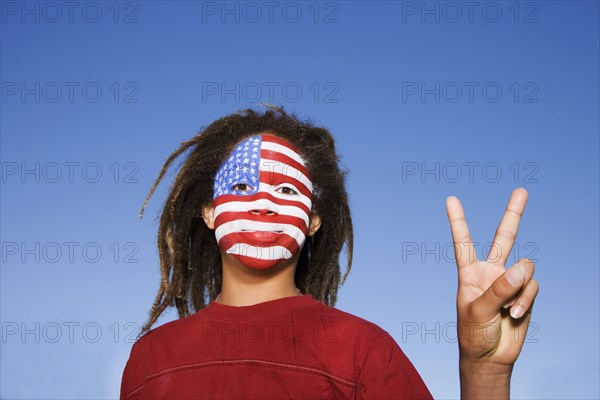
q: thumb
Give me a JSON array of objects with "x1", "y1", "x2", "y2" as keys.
[{"x1": 472, "y1": 259, "x2": 534, "y2": 318}]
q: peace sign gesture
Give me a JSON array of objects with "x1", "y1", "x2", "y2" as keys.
[{"x1": 446, "y1": 188, "x2": 539, "y2": 398}]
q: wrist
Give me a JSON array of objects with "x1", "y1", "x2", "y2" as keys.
[
  {"x1": 459, "y1": 358, "x2": 513, "y2": 400},
  {"x1": 460, "y1": 356, "x2": 513, "y2": 375}
]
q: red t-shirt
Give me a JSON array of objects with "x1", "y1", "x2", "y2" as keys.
[{"x1": 120, "y1": 294, "x2": 433, "y2": 399}]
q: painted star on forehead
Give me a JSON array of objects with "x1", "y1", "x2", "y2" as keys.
[{"x1": 213, "y1": 134, "x2": 268, "y2": 200}]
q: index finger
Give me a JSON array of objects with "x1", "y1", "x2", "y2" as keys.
[
  {"x1": 446, "y1": 195, "x2": 477, "y2": 269},
  {"x1": 487, "y1": 187, "x2": 529, "y2": 266}
]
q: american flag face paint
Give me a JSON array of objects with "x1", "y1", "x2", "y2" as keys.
[{"x1": 212, "y1": 133, "x2": 314, "y2": 270}]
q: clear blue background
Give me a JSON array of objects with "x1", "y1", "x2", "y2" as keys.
[{"x1": 1, "y1": 1, "x2": 598, "y2": 398}]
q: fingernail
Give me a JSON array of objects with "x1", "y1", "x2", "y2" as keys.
[
  {"x1": 506, "y1": 265, "x2": 525, "y2": 286},
  {"x1": 503, "y1": 300, "x2": 515, "y2": 309},
  {"x1": 511, "y1": 305, "x2": 524, "y2": 319}
]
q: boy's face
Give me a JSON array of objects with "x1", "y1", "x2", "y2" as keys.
[{"x1": 209, "y1": 133, "x2": 315, "y2": 270}]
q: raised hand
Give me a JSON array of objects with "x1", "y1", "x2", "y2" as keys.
[{"x1": 446, "y1": 188, "x2": 539, "y2": 399}]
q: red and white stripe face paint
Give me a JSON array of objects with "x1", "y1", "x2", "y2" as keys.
[{"x1": 212, "y1": 133, "x2": 313, "y2": 270}]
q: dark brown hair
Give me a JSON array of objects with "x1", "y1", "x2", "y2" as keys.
[{"x1": 138, "y1": 106, "x2": 353, "y2": 336}]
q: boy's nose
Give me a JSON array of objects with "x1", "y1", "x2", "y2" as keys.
[
  {"x1": 250, "y1": 209, "x2": 277, "y2": 216},
  {"x1": 248, "y1": 197, "x2": 280, "y2": 216}
]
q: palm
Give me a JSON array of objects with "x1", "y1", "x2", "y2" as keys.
[{"x1": 446, "y1": 188, "x2": 539, "y2": 368}]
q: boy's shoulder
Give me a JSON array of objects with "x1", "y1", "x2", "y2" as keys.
[
  {"x1": 132, "y1": 311, "x2": 198, "y2": 347},
  {"x1": 314, "y1": 301, "x2": 390, "y2": 336}
]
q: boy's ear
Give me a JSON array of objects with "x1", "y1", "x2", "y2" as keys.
[
  {"x1": 307, "y1": 213, "x2": 322, "y2": 237},
  {"x1": 202, "y1": 204, "x2": 215, "y2": 230}
]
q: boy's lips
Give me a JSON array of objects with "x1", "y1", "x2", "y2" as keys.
[{"x1": 241, "y1": 230, "x2": 285, "y2": 243}]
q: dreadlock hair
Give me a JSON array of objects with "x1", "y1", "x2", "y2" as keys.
[{"x1": 138, "y1": 106, "x2": 353, "y2": 337}]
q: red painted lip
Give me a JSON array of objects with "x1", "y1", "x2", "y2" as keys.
[{"x1": 242, "y1": 230, "x2": 284, "y2": 244}]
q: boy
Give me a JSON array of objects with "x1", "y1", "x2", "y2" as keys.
[{"x1": 121, "y1": 107, "x2": 538, "y2": 399}]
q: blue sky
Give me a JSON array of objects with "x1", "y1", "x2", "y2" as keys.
[{"x1": 1, "y1": 1, "x2": 598, "y2": 398}]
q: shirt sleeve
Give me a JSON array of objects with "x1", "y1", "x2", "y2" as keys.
[
  {"x1": 355, "y1": 333, "x2": 433, "y2": 400},
  {"x1": 120, "y1": 358, "x2": 131, "y2": 400},
  {"x1": 120, "y1": 341, "x2": 143, "y2": 400}
]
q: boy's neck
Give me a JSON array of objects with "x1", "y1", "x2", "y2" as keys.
[{"x1": 217, "y1": 253, "x2": 300, "y2": 307}]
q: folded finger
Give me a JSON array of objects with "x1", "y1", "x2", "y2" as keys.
[
  {"x1": 472, "y1": 258, "x2": 536, "y2": 318},
  {"x1": 509, "y1": 278, "x2": 540, "y2": 319}
]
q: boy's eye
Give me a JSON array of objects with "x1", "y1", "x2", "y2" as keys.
[
  {"x1": 232, "y1": 183, "x2": 253, "y2": 192},
  {"x1": 277, "y1": 186, "x2": 298, "y2": 196}
]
